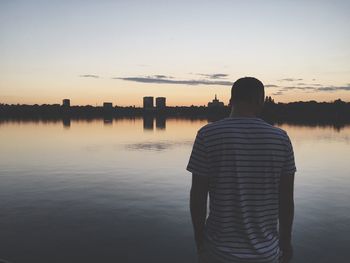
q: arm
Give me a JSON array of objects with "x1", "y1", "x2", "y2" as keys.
[
  {"x1": 279, "y1": 174, "x2": 295, "y2": 262},
  {"x1": 190, "y1": 173, "x2": 209, "y2": 251}
]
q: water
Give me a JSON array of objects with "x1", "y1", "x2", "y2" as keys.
[{"x1": 0, "y1": 118, "x2": 349, "y2": 263}]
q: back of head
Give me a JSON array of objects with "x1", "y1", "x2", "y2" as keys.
[{"x1": 231, "y1": 77, "x2": 265, "y2": 105}]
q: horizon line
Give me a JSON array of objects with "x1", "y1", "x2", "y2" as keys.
[{"x1": 1, "y1": 98, "x2": 349, "y2": 108}]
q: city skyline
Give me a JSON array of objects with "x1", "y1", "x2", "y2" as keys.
[
  {"x1": 1, "y1": 94, "x2": 227, "y2": 108},
  {"x1": 1, "y1": 1, "x2": 350, "y2": 106}
]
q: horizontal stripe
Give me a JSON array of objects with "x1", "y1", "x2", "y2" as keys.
[
  {"x1": 208, "y1": 225, "x2": 277, "y2": 237},
  {"x1": 212, "y1": 188, "x2": 278, "y2": 193},
  {"x1": 211, "y1": 181, "x2": 280, "y2": 187},
  {"x1": 209, "y1": 244, "x2": 279, "y2": 263},
  {"x1": 207, "y1": 141, "x2": 286, "y2": 148},
  {"x1": 210, "y1": 210, "x2": 277, "y2": 220},
  {"x1": 207, "y1": 148, "x2": 287, "y2": 156},
  {"x1": 211, "y1": 232, "x2": 277, "y2": 247},
  {"x1": 212, "y1": 196, "x2": 278, "y2": 202},
  {"x1": 213, "y1": 234, "x2": 278, "y2": 254},
  {"x1": 211, "y1": 206, "x2": 278, "y2": 213},
  {"x1": 210, "y1": 165, "x2": 282, "y2": 171},
  {"x1": 187, "y1": 154, "x2": 207, "y2": 166},
  {"x1": 210, "y1": 203, "x2": 279, "y2": 211},
  {"x1": 212, "y1": 231, "x2": 277, "y2": 243},
  {"x1": 206, "y1": 129, "x2": 287, "y2": 138},
  {"x1": 213, "y1": 241, "x2": 278, "y2": 262},
  {"x1": 212, "y1": 237, "x2": 279, "y2": 255},
  {"x1": 206, "y1": 221, "x2": 277, "y2": 235},
  {"x1": 207, "y1": 214, "x2": 277, "y2": 227},
  {"x1": 206, "y1": 136, "x2": 288, "y2": 145},
  {"x1": 210, "y1": 158, "x2": 286, "y2": 164},
  {"x1": 208, "y1": 222, "x2": 277, "y2": 234},
  {"x1": 210, "y1": 193, "x2": 279, "y2": 200},
  {"x1": 210, "y1": 152, "x2": 286, "y2": 158},
  {"x1": 188, "y1": 117, "x2": 295, "y2": 262},
  {"x1": 211, "y1": 181, "x2": 279, "y2": 187},
  {"x1": 206, "y1": 143, "x2": 287, "y2": 152},
  {"x1": 211, "y1": 239, "x2": 278, "y2": 255},
  {"x1": 211, "y1": 200, "x2": 278, "y2": 207},
  {"x1": 202, "y1": 124, "x2": 285, "y2": 133},
  {"x1": 211, "y1": 182, "x2": 279, "y2": 191},
  {"x1": 209, "y1": 213, "x2": 278, "y2": 222}
]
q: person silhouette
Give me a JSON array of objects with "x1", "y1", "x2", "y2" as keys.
[{"x1": 187, "y1": 77, "x2": 296, "y2": 263}]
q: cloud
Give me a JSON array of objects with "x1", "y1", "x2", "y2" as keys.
[
  {"x1": 278, "y1": 78, "x2": 303, "y2": 82},
  {"x1": 272, "y1": 91, "x2": 284, "y2": 96},
  {"x1": 281, "y1": 84, "x2": 350, "y2": 92},
  {"x1": 197, "y1": 73, "x2": 229, "y2": 79},
  {"x1": 153, "y1": 75, "x2": 172, "y2": 79},
  {"x1": 265, "y1": 84, "x2": 279, "y2": 88},
  {"x1": 115, "y1": 75, "x2": 232, "y2": 86},
  {"x1": 80, "y1": 74, "x2": 99, "y2": 78},
  {"x1": 283, "y1": 86, "x2": 315, "y2": 90},
  {"x1": 297, "y1": 82, "x2": 323, "y2": 86},
  {"x1": 317, "y1": 85, "x2": 350, "y2": 92}
]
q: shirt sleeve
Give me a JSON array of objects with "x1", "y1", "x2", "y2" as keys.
[
  {"x1": 282, "y1": 134, "x2": 296, "y2": 176},
  {"x1": 186, "y1": 130, "x2": 210, "y2": 176}
]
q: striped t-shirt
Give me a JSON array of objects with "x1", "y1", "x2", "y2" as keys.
[{"x1": 187, "y1": 117, "x2": 296, "y2": 263}]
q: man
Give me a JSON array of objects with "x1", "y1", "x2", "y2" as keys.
[{"x1": 187, "y1": 77, "x2": 296, "y2": 263}]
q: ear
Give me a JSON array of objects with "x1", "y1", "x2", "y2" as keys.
[{"x1": 258, "y1": 94, "x2": 265, "y2": 106}]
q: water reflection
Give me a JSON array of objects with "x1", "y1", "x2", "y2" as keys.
[
  {"x1": 1, "y1": 116, "x2": 350, "y2": 132},
  {"x1": 62, "y1": 117, "x2": 71, "y2": 129},
  {"x1": 125, "y1": 142, "x2": 172, "y2": 151},
  {"x1": 143, "y1": 115, "x2": 154, "y2": 130},
  {"x1": 0, "y1": 119, "x2": 349, "y2": 263},
  {"x1": 156, "y1": 116, "x2": 166, "y2": 130},
  {"x1": 103, "y1": 116, "x2": 113, "y2": 125},
  {"x1": 141, "y1": 116, "x2": 167, "y2": 131},
  {"x1": 124, "y1": 141, "x2": 192, "y2": 152}
]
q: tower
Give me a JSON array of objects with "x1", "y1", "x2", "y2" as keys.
[
  {"x1": 143, "y1": 96, "x2": 154, "y2": 109},
  {"x1": 62, "y1": 99, "x2": 70, "y2": 107},
  {"x1": 156, "y1": 97, "x2": 166, "y2": 109}
]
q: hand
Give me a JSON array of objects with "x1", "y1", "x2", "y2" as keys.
[
  {"x1": 196, "y1": 240, "x2": 205, "y2": 254},
  {"x1": 281, "y1": 245, "x2": 293, "y2": 263}
]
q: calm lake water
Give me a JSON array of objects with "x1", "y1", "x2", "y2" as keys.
[{"x1": 0, "y1": 118, "x2": 349, "y2": 263}]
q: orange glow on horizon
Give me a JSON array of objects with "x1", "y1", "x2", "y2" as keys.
[{"x1": 2, "y1": 91, "x2": 350, "y2": 107}]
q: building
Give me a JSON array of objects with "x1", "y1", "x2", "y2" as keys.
[
  {"x1": 156, "y1": 115, "x2": 166, "y2": 130},
  {"x1": 208, "y1": 94, "x2": 224, "y2": 108},
  {"x1": 62, "y1": 99, "x2": 70, "y2": 107},
  {"x1": 156, "y1": 97, "x2": 166, "y2": 109},
  {"x1": 103, "y1": 102, "x2": 113, "y2": 110},
  {"x1": 143, "y1": 96, "x2": 154, "y2": 109},
  {"x1": 143, "y1": 115, "x2": 154, "y2": 130}
]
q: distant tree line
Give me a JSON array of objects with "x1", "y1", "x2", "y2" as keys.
[
  {"x1": 1, "y1": 98, "x2": 350, "y2": 125},
  {"x1": 262, "y1": 97, "x2": 350, "y2": 124}
]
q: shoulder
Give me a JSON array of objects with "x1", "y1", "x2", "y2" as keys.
[
  {"x1": 272, "y1": 126, "x2": 291, "y2": 141},
  {"x1": 197, "y1": 118, "x2": 292, "y2": 141},
  {"x1": 266, "y1": 125, "x2": 294, "y2": 151},
  {"x1": 268, "y1": 124, "x2": 288, "y2": 136},
  {"x1": 258, "y1": 120, "x2": 290, "y2": 139},
  {"x1": 197, "y1": 118, "x2": 230, "y2": 135}
]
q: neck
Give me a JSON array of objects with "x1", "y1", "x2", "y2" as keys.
[{"x1": 229, "y1": 106, "x2": 258, "y2": 118}]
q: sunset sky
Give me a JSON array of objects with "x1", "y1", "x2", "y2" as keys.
[{"x1": 1, "y1": 0, "x2": 350, "y2": 106}]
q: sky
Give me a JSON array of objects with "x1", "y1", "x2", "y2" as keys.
[{"x1": 1, "y1": 0, "x2": 350, "y2": 106}]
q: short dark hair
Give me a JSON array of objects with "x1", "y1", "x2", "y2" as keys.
[{"x1": 231, "y1": 77, "x2": 265, "y2": 104}]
